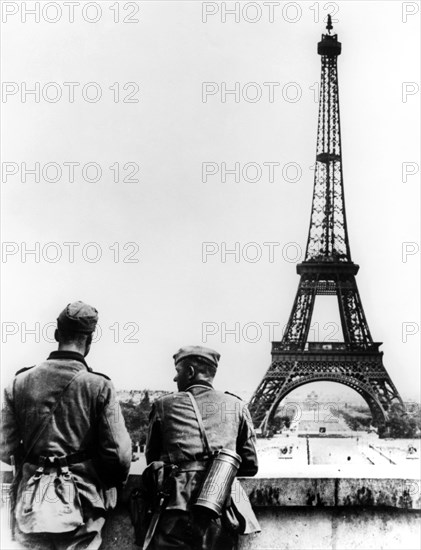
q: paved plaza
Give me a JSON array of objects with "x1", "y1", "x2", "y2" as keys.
[{"x1": 255, "y1": 409, "x2": 420, "y2": 478}]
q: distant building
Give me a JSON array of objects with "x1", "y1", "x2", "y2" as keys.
[
  {"x1": 304, "y1": 391, "x2": 319, "y2": 411},
  {"x1": 117, "y1": 389, "x2": 170, "y2": 404}
]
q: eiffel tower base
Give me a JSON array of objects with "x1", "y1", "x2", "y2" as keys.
[{"x1": 248, "y1": 343, "x2": 404, "y2": 438}]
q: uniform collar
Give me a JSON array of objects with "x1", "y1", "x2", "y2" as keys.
[
  {"x1": 185, "y1": 381, "x2": 214, "y2": 391},
  {"x1": 48, "y1": 350, "x2": 90, "y2": 370}
]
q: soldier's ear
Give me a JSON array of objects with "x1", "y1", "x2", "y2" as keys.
[
  {"x1": 54, "y1": 329, "x2": 59, "y2": 343},
  {"x1": 187, "y1": 365, "x2": 196, "y2": 379}
]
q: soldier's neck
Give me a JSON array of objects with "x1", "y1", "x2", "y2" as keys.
[
  {"x1": 186, "y1": 379, "x2": 214, "y2": 390},
  {"x1": 57, "y1": 342, "x2": 86, "y2": 355}
]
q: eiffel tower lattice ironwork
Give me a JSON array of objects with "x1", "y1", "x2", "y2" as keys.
[{"x1": 248, "y1": 16, "x2": 404, "y2": 436}]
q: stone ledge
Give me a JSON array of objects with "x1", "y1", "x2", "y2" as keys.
[
  {"x1": 2, "y1": 474, "x2": 420, "y2": 550},
  {"x1": 100, "y1": 503, "x2": 421, "y2": 550},
  {"x1": 241, "y1": 476, "x2": 421, "y2": 509},
  {"x1": 2, "y1": 472, "x2": 419, "y2": 510}
]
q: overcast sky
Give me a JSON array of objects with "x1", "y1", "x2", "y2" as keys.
[{"x1": 1, "y1": 1, "x2": 420, "y2": 403}]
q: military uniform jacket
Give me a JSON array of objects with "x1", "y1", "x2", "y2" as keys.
[
  {"x1": 145, "y1": 382, "x2": 258, "y2": 511},
  {"x1": 0, "y1": 351, "x2": 132, "y2": 512}
]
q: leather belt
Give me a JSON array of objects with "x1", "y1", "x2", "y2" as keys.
[
  {"x1": 175, "y1": 460, "x2": 209, "y2": 472},
  {"x1": 27, "y1": 449, "x2": 92, "y2": 466}
]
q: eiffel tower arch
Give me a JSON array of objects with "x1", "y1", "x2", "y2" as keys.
[
  {"x1": 251, "y1": 347, "x2": 395, "y2": 433},
  {"x1": 248, "y1": 17, "x2": 404, "y2": 437}
]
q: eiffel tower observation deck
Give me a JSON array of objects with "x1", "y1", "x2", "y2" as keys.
[{"x1": 248, "y1": 16, "x2": 404, "y2": 437}]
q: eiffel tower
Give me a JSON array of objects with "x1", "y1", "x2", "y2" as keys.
[{"x1": 248, "y1": 16, "x2": 404, "y2": 437}]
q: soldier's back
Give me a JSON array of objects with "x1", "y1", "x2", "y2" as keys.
[
  {"x1": 153, "y1": 384, "x2": 244, "y2": 465},
  {"x1": 13, "y1": 357, "x2": 110, "y2": 458}
]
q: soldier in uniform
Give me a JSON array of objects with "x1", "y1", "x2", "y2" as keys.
[
  {"x1": 145, "y1": 345, "x2": 258, "y2": 550},
  {"x1": 0, "y1": 301, "x2": 132, "y2": 550}
]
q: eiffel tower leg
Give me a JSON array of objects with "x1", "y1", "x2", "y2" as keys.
[
  {"x1": 249, "y1": 278, "x2": 317, "y2": 427},
  {"x1": 282, "y1": 276, "x2": 317, "y2": 349},
  {"x1": 370, "y1": 377, "x2": 406, "y2": 435},
  {"x1": 248, "y1": 367, "x2": 290, "y2": 428},
  {"x1": 337, "y1": 277, "x2": 372, "y2": 346}
]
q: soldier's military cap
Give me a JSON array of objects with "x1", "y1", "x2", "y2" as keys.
[
  {"x1": 173, "y1": 345, "x2": 220, "y2": 368},
  {"x1": 57, "y1": 301, "x2": 98, "y2": 334}
]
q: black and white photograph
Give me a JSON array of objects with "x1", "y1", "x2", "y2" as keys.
[{"x1": 1, "y1": 1, "x2": 420, "y2": 549}]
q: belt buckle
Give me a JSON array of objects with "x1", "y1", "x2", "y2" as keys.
[
  {"x1": 44, "y1": 456, "x2": 71, "y2": 477},
  {"x1": 57, "y1": 456, "x2": 71, "y2": 478}
]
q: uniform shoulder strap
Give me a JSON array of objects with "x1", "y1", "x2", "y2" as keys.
[
  {"x1": 225, "y1": 391, "x2": 242, "y2": 400},
  {"x1": 91, "y1": 370, "x2": 111, "y2": 380},
  {"x1": 185, "y1": 391, "x2": 212, "y2": 456},
  {"x1": 15, "y1": 365, "x2": 35, "y2": 376}
]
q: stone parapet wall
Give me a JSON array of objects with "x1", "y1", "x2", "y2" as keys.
[
  {"x1": 100, "y1": 501, "x2": 421, "y2": 550},
  {"x1": 241, "y1": 476, "x2": 421, "y2": 509},
  {"x1": 1, "y1": 473, "x2": 420, "y2": 549}
]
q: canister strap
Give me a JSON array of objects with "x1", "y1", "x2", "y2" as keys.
[{"x1": 185, "y1": 391, "x2": 213, "y2": 457}]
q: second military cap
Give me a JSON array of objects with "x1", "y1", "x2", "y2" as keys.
[
  {"x1": 173, "y1": 345, "x2": 220, "y2": 369},
  {"x1": 57, "y1": 301, "x2": 98, "y2": 334}
]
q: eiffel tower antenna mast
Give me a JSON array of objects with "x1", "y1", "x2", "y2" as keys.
[{"x1": 248, "y1": 17, "x2": 404, "y2": 436}]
